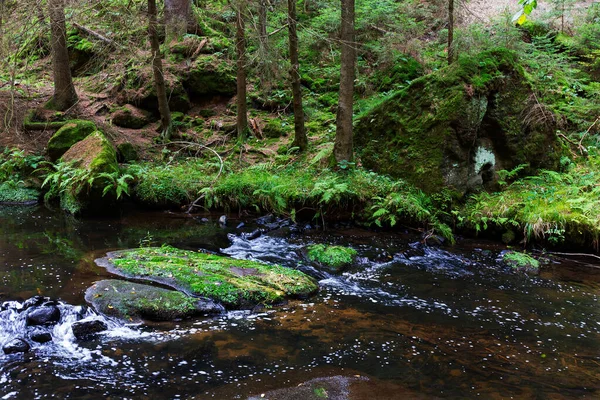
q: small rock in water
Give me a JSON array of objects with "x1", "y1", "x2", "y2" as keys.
[
  {"x1": 218, "y1": 215, "x2": 227, "y2": 227},
  {"x1": 21, "y1": 296, "x2": 48, "y2": 312},
  {"x1": 26, "y1": 306, "x2": 61, "y2": 326},
  {"x1": 71, "y1": 319, "x2": 108, "y2": 340},
  {"x1": 29, "y1": 328, "x2": 52, "y2": 343},
  {"x1": 242, "y1": 229, "x2": 262, "y2": 240},
  {"x1": 3, "y1": 338, "x2": 30, "y2": 354},
  {"x1": 236, "y1": 222, "x2": 245, "y2": 229},
  {"x1": 201, "y1": 218, "x2": 209, "y2": 223}
]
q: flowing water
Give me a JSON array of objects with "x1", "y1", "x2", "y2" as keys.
[{"x1": 0, "y1": 206, "x2": 599, "y2": 399}]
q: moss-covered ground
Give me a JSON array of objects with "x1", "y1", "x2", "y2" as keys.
[{"x1": 97, "y1": 245, "x2": 318, "y2": 308}]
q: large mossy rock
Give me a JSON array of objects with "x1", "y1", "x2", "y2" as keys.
[
  {"x1": 85, "y1": 279, "x2": 224, "y2": 322},
  {"x1": 183, "y1": 55, "x2": 236, "y2": 97},
  {"x1": 111, "y1": 104, "x2": 153, "y2": 129},
  {"x1": 354, "y1": 49, "x2": 565, "y2": 194},
  {"x1": 60, "y1": 131, "x2": 119, "y2": 214},
  {"x1": 306, "y1": 244, "x2": 358, "y2": 273},
  {"x1": 95, "y1": 246, "x2": 318, "y2": 309},
  {"x1": 47, "y1": 120, "x2": 97, "y2": 161}
]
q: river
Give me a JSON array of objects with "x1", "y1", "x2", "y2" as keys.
[{"x1": 0, "y1": 206, "x2": 599, "y2": 399}]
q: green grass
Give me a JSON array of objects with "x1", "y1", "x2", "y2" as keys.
[{"x1": 107, "y1": 245, "x2": 318, "y2": 308}]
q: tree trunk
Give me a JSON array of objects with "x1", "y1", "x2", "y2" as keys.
[
  {"x1": 164, "y1": 0, "x2": 193, "y2": 40},
  {"x1": 148, "y1": 0, "x2": 172, "y2": 140},
  {"x1": 334, "y1": 0, "x2": 355, "y2": 163},
  {"x1": 235, "y1": 2, "x2": 248, "y2": 140},
  {"x1": 448, "y1": 0, "x2": 454, "y2": 65},
  {"x1": 258, "y1": 0, "x2": 268, "y2": 52},
  {"x1": 48, "y1": 0, "x2": 77, "y2": 111},
  {"x1": 288, "y1": 0, "x2": 307, "y2": 151}
]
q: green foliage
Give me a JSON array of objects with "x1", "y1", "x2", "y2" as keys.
[
  {"x1": 307, "y1": 244, "x2": 357, "y2": 271},
  {"x1": 0, "y1": 148, "x2": 43, "y2": 182},
  {"x1": 0, "y1": 181, "x2": 39, "y2": 203},
  {"x1": 502, "y1": 251, "x2": 540, "y2": 273}
]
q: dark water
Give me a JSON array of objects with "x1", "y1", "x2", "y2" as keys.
[{"x1": 0, "y1": 206, "x2": 599, "y2": 399}]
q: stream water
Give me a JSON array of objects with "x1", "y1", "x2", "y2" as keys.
[{"x1": 0, "y1": 206, "x2": 599, "y2": 399}]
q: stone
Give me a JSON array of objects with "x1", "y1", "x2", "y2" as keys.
[
  {"x1": 71, "y1": 319, "x2": 108, "y2": 340},
  {"x1": 29, "y1": 328, "x2": 52, "y2": 343},
  {"x1": 3, "y1": 338, "x2": 30, "y2": 354},
  {"x1": 184, "y1": 55, "x2": 236, "y2": 97},
  {"x1": 26, "y1": 306, "x2": 60, "y2": 326},
  {"x1": 111, "y1": 105, "x2": 153, "y2": 129},
  {"x1": 47, "y1": 120, "x2": 97, "y2": 161},
  {"x1": 85, "y1": 280, "x2": 225, "y2": 322},
  {"x1": 116, "y1": 142, "x2": 139, "y2": 163}
]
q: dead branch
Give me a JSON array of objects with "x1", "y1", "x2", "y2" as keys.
[{"x1": 72, "y1": 22, "x2": 119, "y2": 48}]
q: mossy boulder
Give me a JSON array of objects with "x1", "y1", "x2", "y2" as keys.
[
  {"x1": 306, "y1": 244, "x2": 358, "y2": 272},
  {"x1": 85, "y1": 279, "x2": 224, "y2": 322},
  {"x1": 354, "y1": 49, "x2": 565, "y2": 194},
  {"x1": 501, "y1": 251, "x2": 540, "y2": 274},
  {"x1": 95, "y1": 245, "x2": 319, "y2": 309},
  {"x1": 60, "y1": 131, "x2": 119, "y2": 214},
  {"x1": 184, "y1": 55, "x2": 236, "y2": 97},
  {"x1": 47, "y1": 120, "x2": 97, "y2": 161},
  {"x1": 116, "y1": 142, "x2": 138, "y2": 163},
  {"x1": 111, "y1": 105, "x2": 153, "y2": 129}
]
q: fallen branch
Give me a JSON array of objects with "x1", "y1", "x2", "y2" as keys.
[
  {"x1": 72, "y1": 22, "x2": 119, "y2": 48},
  {"x1": 268, "y1": 23, "x2": 288, "y2": 37},
  {"x1": 577, "y1": 116, "x2": 600, "y2": 154},
  {"x1": 22, "y1": 109, "x2": 67, "y2": 131}
]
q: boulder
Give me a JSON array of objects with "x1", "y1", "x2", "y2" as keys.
[
  {"x1": 111, "y1": 105, "x2": 153, "y2": 129},
  {"x1": 26, "y1": 305, "x2": 60, "y2": 326},
  {"x1": 116, "y1": 69, "x2": 191, "y2": 113},
  {"x1": 60, "y1": 131, "x2": 119, "y2": 214},
  {"x1": 184, "y1": 55, "x2": 236, "y2": 97},
  {"x1": 71, "y1": 319, "x2": 108, "y2": 340},
  {"x1": 95, "y1": 246, "x2": 319, "y2": 309},
  {"x1": 354, "y1": 49, "x2": 565, "y2": 194},
  {"x1": 3, "y1": 338, "x2": 30, "y2": 354},
  {"x1": 116, "y1": 142, "x2": 139, "y2": 163},
  {"x1": 85, "y1": 279, "x2": 224, "y2": 322},
  {"x1": 29, "y1": 328, "x2": 52, "y2": 343},
  {"x1": 306, "y1": 244, "x2": 358, "y2": 273},
  {"x1": 500, "y1": 251, "x2": 540, "y2": 274},
  {"x1": 47, "y1": 120, "x2": 97, "y2": 161}
]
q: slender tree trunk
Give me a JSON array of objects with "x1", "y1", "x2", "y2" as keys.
[
  {"x1": 288, "y1": 0, "x2": 307, "y2": 151},
  {"x1": 235, "y1": 1, "x2": 248, "y2": 140},
  {"x1": 258, "y1": 0, "x2": 268, "y2": 52},
  {"x1": 448, "y1": 0, "x2": 454, "y2": 65},
  {"x1": 334, "y1": 0, "x2": 355, "y2": 163},
  {"x1": 164, "y1": 0, "x2": 193, "y2": 40},
  {"x1": 48, "y1": 0, "x2": 77, "y2": 111},
  {"x1": 148, "y1": 0, "x2": 172, "y2": 140}
]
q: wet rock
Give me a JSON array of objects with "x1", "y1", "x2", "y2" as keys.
[
  {"x1": 500, "y1": 251, "x2": 540, "y2": 274},
  {"x1": 236, "y1": 222, "x2": 245, "y2": 229},
  {"x1": 218, "y1": 215, "x2": 227, "y2": 227},
  {"x1": 242, "y1": 229, "x2": 262, "y2": 241},
  {"x1": 21, "y1": 296, "x2": 48, "y2": 312},
  {"x1": 71, "y1": 319, "x2": 108, "y2": 340},
  {"x1": 29, "y1": 328, "x2": 52, "y2": 343},
  {"x1": 247, "y1": 375, "x2": 368, "y2": 400},
  {"x1": 3, "y1": 338, "x2": 30, "y2": 354},
  {"x1": 26, "y1": 306, "x2": 60, "y2": 326},
  {"x1": 85, "y1": 279, "x2": 225, "y2": 322}
]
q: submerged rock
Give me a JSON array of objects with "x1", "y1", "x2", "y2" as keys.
[
  {"x1": 95, "y1": 246, "x2": 319, "y2": 309},
  {"x1": 2, "y1": 338, "x2": 30, "y2": 354},
  {"x1": 26, "y1": 306, "x2": 60, "y2": 326},
  {"x1": 247, "y1": 375, "x2": 367, "y2": 400},
  {"x1": 85, "y1": 279, "x2": 224, "y2": 322},
  {"x1": 71, "y1": 319, "x2": 108, "y2": 340},
  {"x1": 501, "y1": 251, "x2": 540, "y2": 274},
  {"x1": 354, "y1": 49, "x2": 565, "y2": 194}
]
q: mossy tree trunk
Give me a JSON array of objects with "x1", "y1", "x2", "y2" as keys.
[
  {"x1": 148, "y1": 0, "x2": 172, "y2": 140},
  {"x1": 48, "y1": 0, "x2": 78, "y2": 111},
  {"x1": 448, "y1": 0, "x2": 454, "y2": 65},
  {"x1": 235, "y1": 0, "x2": 248, "y2": 140},
  {"x1": 288, "y1": 0, "x2": 307, "y2": 151},
  {"x1": 334, "y1": 0, "x2": 355, "y2": 163},
  {"x1": 164, "y1": 0, "x2": 194, "y2": 40}
]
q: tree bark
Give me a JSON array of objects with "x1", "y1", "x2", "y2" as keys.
[
  {"x1": 48, "y1": 0, "x2": 77, "y2": 111},
  {"x1": 334, "y1": 0, "x2": 355, "y2": 163},
  {"x1": 288, "y1": 0, "x2": 307, "y2": 151},
  {"x1": 235, "y1": 1, "x2": 248, "y2": 140},
  {"x1": 148, "y1": 0, "x2": 172, "y2": 140},
  {"x1": 258, "y1": 0, "x2": 268, "y2": 52},
  {"x1": 448, "y1": 0, "x2": 454, "y2": 65},
  {"x1": 164, "y1": 0, "x2": 193, "y2": 40}
]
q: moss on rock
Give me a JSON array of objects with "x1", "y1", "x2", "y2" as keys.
[
  {"x1": 354, "y1": 49, "x2": 565, "y2": 194},
  {"x1": 116, "y1": 142, "x2": 138, "y2": 163},
  {"x1": 47, "y1": 120, "x2": 97, "y2": 161},
  {"x1": 501, "y1": 251, "x2": 540, "y2": 274},
  {"x1": 111, "y1": 105, "x2": 153, "y2": 129},
  {"x1": 85, "y1": 279, "x2": 224, "y2": 322},
  {"x1": 306, "y1": 244, "x2": 358, "y2": 272},
  {"x1": 184, "y1": 55, "x2": 236, "y2": 97},
  {"x1": 95, "y1": 245, "x2": 318, "y2": 309}
]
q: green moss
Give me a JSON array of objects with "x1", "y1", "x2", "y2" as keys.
[
  {"x1": 502, "y1": 251, "x2": 540, "y2": 273},
  {"x1": 98, "y1": 245, "x2": 318, "y2": 308},
  {"x1": 306, "y1": 244, "x2": 357, "y2": 272},
  {"x1": 117, "y1": 142, "x2": 138, "y2": 163},
  {"x1": 47, "y1": 120, "x2": 97, "y2": 161},
  {"x1": 0, "y1": 182, "x2": 39, "y2": 204},
  {"x1": 184, "y1": 55, "x2": 236, "y2": 97},
  {"x1": 85, "y1": 279, "x2": 220, "y2": 321}
]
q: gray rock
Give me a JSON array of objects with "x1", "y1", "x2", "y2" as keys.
[
  {"x1": 26, "y1": 306, "x2": 60, "y2": 326},
  {"x1": 72, "y1": 319, "x2": 108, "y2": 340},
  {"x1": 3, "y1": 338, "x2": 30, "y2": 354}
]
